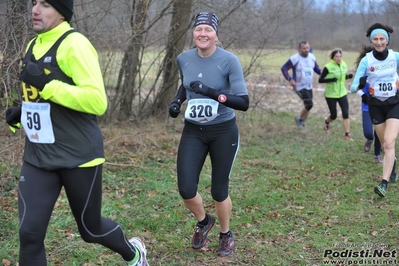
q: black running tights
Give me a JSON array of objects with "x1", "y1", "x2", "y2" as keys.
[{"x1": 18, "y1": 162, "x2": 136, "y2": 266}]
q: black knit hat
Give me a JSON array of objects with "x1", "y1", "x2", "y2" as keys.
[{"x1": 46, "y1": 0, "x2": 74, "y2": 22}]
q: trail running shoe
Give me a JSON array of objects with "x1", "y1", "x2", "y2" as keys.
[
  {"x1": 364, "y1": 139, "x2": 373, "y2": 152},
  {"x1": 390, "y1": 157, "x2": 397, "y2": 182},
  {"x1": 345, "y1": 134, "x2": 354, "y2": 141},
  {"x1": 192, "y1": 214, "x2": 215, "y2": 249},
  {"x1": 324, "y1": 117, "x2": 330, "y2": 131},
  {"x1": 374, "y1": 183, "x2": 387, "y2": 197},
  {"x1": 217, "y1": 232, "x2": 235, "y2": 257},
  {"x1": 128, "y1": 237, "x2": 149, "y2": 266},
  {"x1": 295, "y1": 116, "x2": 305, "y2": 129},
  {"x1": 374, "y1": 155, "x2": 383, "y2": 164}
]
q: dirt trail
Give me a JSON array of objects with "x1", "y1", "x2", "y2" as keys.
[{"x1": 251, "y1": 85, "x2": 362, "y2": 123}]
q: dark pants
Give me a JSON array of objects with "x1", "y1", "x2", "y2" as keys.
[
  {"x1": 296, "y1": 89, "x2": 313, "y2": 110},
  {"x1": 177, "y1": 118, "x2": 239, "y2": 202},
  {"x1": 362, "y1": 109, "x2": 382, "y2": 156},
  {"x1": 18, "y1": 162, "x2": 136, "y2": 265},
  {"x1": 325, "y1": 95, "x2": 349, "y2": 120}
]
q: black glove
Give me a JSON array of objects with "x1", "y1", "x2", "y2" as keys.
[
  {"x1": 5, "y1": 106, "x2": 21, "y2": 127},
  {"x1": 190, "y1": 81, "x2": 210, "y2": 96},
  {"x1": 347, "y1": 73, "x2": 353, "y2": 79},
  {"x1": 20, "y1": 59, "x2": 52, "y2": 90},
  {"x1": 358, "y1": 76, "x2": 367, "y2": 90},
  {"x1": 323, "y1": 77, "x2": 338, "y2": 83},
  {"x1": 169, "y1": 100, "x2": 181, "y2": 118},
  {"x1": 361, "y1": 94, "x2": 368, "y2": 104}
]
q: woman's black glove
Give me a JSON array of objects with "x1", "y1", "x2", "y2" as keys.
[
  {"x1": 321, "y1": 77, "x2": 338, "y2": 83},
  {"x1": 347, "y1": 73, "x2": 353, "y2": 79},
  {"x1": 169, "y1": 100, "x2": 181, "y2": 118},
  {"x1": 5, "y1": 106, "x2": 22, "y2": 127},
  {"x1": 190, "y1": 81, "x2": 210, "y2": 95},
  {"x1": 190, "y1": 81, "x2": 219, "y2": 100},
  {"x1": 361, "y1": 94, "x2": 368, "y2": 104},
  {"x1": 358, "y1": 76, "x2": 367, "y2": 90}
]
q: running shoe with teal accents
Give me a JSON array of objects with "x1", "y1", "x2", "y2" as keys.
[
  {"x1": 295, "y1": 116, "x2": 305, "y2": 129},
  {"x1": 374, "y1": 183, "x2": 387, "y2": 197}
]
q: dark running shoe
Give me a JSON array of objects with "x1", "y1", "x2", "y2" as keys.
[
  {"x1": 390, "y1": 157, "x2": 397, "y2": 182},
  {"x1": 324, "y1": 117, "x2": 330, "y2": 131},
  {"x1": 217, "y1": 232, "x2": 235, "y2": 257},
  {"x1": 364, "y1": 139, "x2": 373, "y2": 152},
  {"x1": 345, "y1": 133, "x2": 354, "y2": 141},
  {"x1": 374, "y1": 183, "x2": 387, "y2": 197},
  {"x1": 295, "y1": 116, "x2": 305, "y2": 129},
  {"x1": 191, "y1": 214, "x2": 215, "y2": 250},
  {"x1": 374, "y1": 155, "x2": 383, "y2": 164}
]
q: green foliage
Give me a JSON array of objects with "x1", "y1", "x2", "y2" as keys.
[{"x1": 1, "y1": 112, "x2": 398, "y2": 265}]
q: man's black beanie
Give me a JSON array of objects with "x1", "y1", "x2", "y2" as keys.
[{"x1": 46, "y1": 0, "x2": 74, "y2": 23}]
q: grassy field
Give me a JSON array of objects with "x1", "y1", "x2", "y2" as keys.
[
  {"x1": 237, "y1": 48, "x2": 361, "y2": 94},
  {"x1": 1, "y1": 106, "x2": 398, "y2": 265},
  {"x1": 238, "y1": 48, "x2": 360, "y2": 74}
]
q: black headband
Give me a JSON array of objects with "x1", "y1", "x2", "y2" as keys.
[
  {"x1": 331, "y1": 50, "x2": 342, "y2": 59},
  {"x1": 193, "y1": 12, "x2": 219, "y2": 34}
]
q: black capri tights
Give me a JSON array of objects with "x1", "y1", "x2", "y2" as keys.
[
  {"x1": 177, "y1": 118, "x2": 239, "y2": 202},
  {"x1": 325, "y1": 95, "x2": 349, "y2": 120},
  {"x1": 297, "y1": 89, "x2": 313, "y2": 111}
]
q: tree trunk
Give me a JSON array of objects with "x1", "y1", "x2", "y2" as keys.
[
  {"x1": 1, "y1": 0, "x2": 29, "y2": 106},
  {"x1": 118, "y1": 0, "x2": 149, "y2": 121},
  {"x1": 149, "y1": 0, "x2": 193, "y2": 117}
]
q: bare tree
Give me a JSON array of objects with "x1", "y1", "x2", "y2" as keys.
[
  {"x1": 149, "y1": 0, "x2": 193, "y2": 117},
  {"x1": 1, "y1": 0, "x2": 31, "y2": 107},
  {"x1": 114, "y1": 0, "x2": 150, "y2": 121},
  {"x1": 101, "y1": 0, "x2": 175, "y2": 123},
  {"x1": 3, "y1": 0, "x2": 399, "y2": 123}
]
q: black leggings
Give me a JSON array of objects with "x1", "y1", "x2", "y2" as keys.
[
  {"x1": 18, "y1": 162, "x2": 136, "y2": 266},
  {"x1": 325, "y1": 95, "x2": 349, "y2": 120},
  {"x1": 177, "y1": 118, "x2": 239, "y2": 202}
]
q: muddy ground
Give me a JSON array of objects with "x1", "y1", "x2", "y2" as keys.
[{"x1": 249, "y1": 83, "x2": 362, "y2": 123}]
